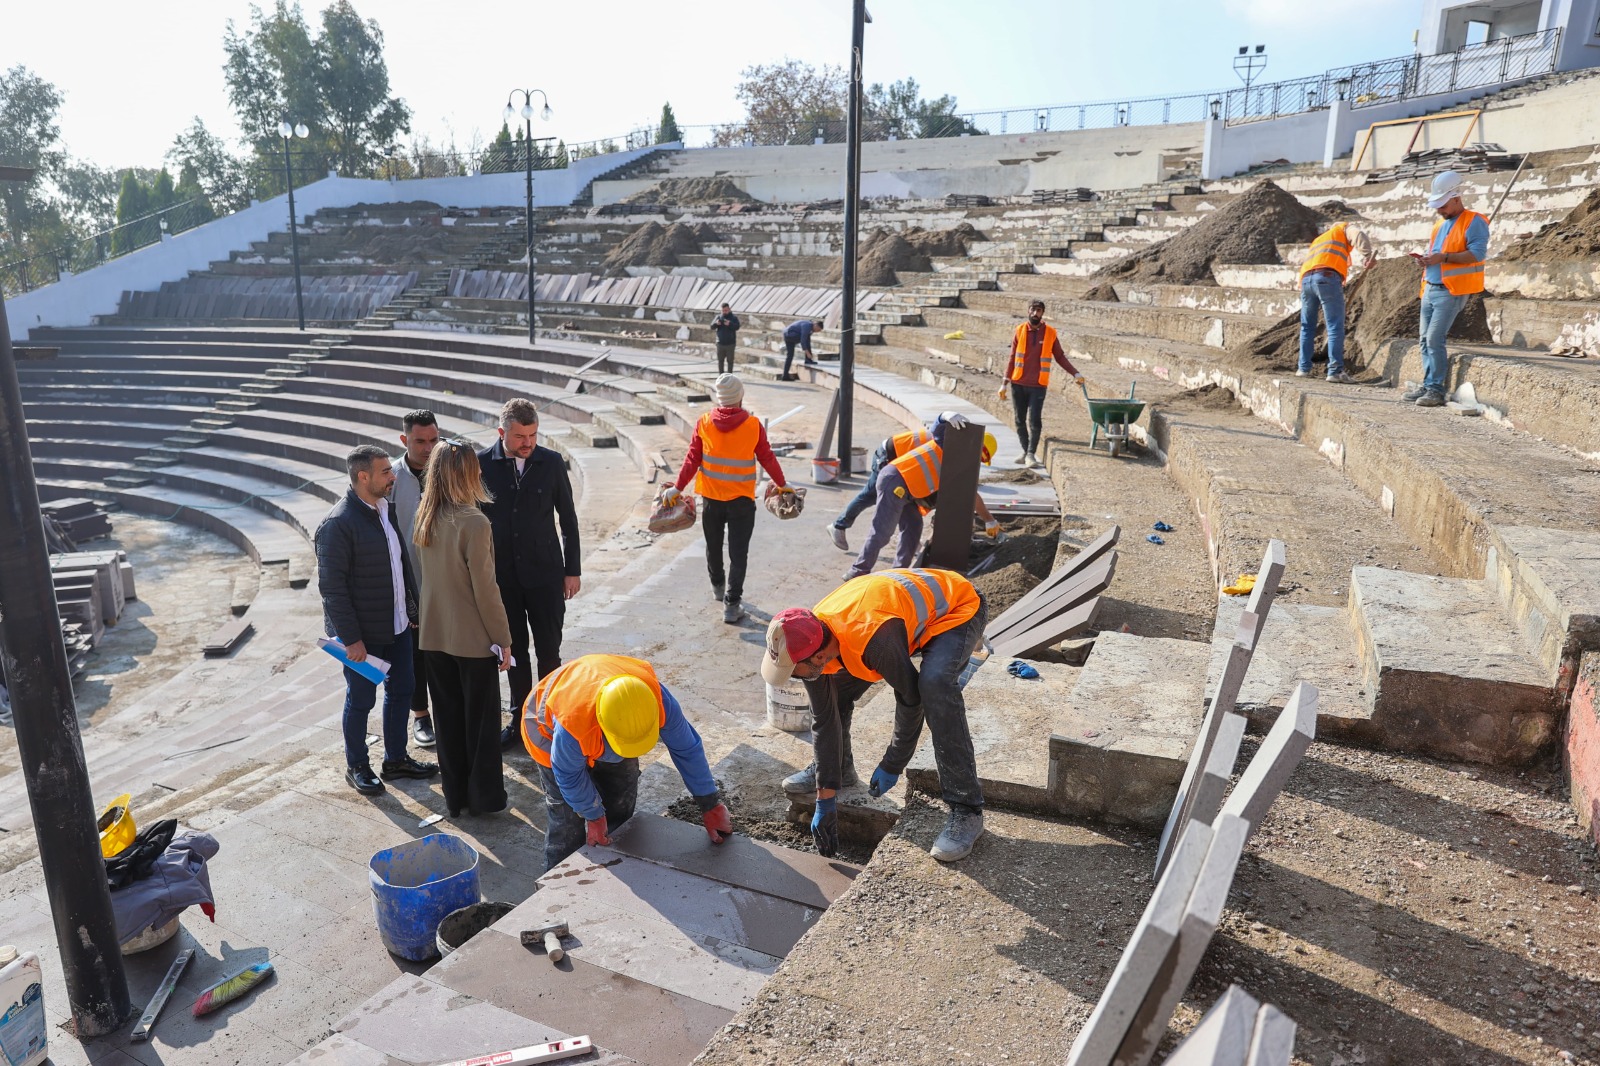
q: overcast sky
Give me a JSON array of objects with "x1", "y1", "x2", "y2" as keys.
[{"x1": 9, "y1": 0, "x2": 1421, "y2": 169}]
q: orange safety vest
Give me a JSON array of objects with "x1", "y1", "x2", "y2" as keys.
[
  {"x1": 886, "y1": 428, "x2": 932, "y2": 459},
  {"x1": 814, "y1": 568, "x2": 981, "y2": 682},
  {"x1": 1008, "y1": 322, "x2": 1060, "y2": 386},
  {"x1": 888, "y1": 439, "x2": 941, "y2": 500},
  {"x1": 521, "y1": 654, "x2": 667, "y2": 768},
  {"x1": 694, "y1": 413, "x2": 761, "y2": 501},
  {"x1": 1419, "y1": 210, "x2": 1487, "y2": 298},
  {"x1": 1300, "y1": 223, "x2": 1352, "y2": 280}
]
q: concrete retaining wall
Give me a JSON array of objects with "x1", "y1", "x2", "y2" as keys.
[
  {"x1": 1569, "y1": 650, "x2": 1600, "y2": 842},
  {"x1": 1357, "y1": 74, "x2": 1600, "y2": 166}
]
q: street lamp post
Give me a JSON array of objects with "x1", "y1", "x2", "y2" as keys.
[
  {"x1": 837, "y1": 0, "x2": 871, "y2": 476},
  {"x1": 505, "y1": 89, "x2": 552, "y2": 347},
  {"x1": 278, "y1": 119, "x2": 309, "y2": 330}
]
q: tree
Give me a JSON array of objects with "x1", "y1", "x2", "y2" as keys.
[
  {"x1": 657, "y1": 102, "x2": 682, "y2": 145},
  {"x1": 0, "y1": 65, "x2": 66, "y2": 255},
  {"x1": 866, "y1": 78, "x2": 981, "y2": 139},
  {"x1": 148, "y1": 169, "x2": 177, "y2": 214},
  {"x1": 714, "y1": 59, "x2": 845, "y2": 147},
  {"x1": 315, "y1": 0, "x2": 411, "y2": 174},
  {"x1": 173, "y1": 165, "x2": 217, "y2": 229},
  {"x1": 111, "y1": 171, "x2": 151, "y2": 254},
  {"x1": 168, "y1": 118, "x2": 251, "y2": 213},
  {"x1": 483, "y1": 121, "x2": 515, "y2": 173},
  {"x1": 553, "y1": 140, "x2": 569, "y2": 169}
]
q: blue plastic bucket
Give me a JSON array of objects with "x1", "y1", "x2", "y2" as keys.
[{"x1": 368, "y1": 834, "x2": 481, "y2": 961}]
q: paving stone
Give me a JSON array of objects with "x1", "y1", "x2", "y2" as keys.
[
  {"x1": 426, "y1": 929, "x2": 730, "y2": 1066},
  {"x1": 1489, "y1": 525, "x2": 1600, "y2": 673},
  {"x1": 1161, "y1": 984, "x2": 1259, "y2": 1066},
  {"x1": 1186, "y1": 712, "x2": 1246, "y2": 836},
  {"x1": 285, "y1": 1033, "x2": 404, "y2": 1066},
  {"x1": 1246, "y1": 1002, "x2": 1298, "y2": 1066},
  {"x1": 1219, "y1": 682, "x2": 1318, "y2": 843}
]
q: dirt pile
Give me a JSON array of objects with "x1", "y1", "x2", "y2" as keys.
[
  {"x1": 1095, "y1": 180, "x2": 1327, "y2": 285},
  {"x1": 1316, "y1": 199, "x2": 1362, "y2": 219},
  {"x1": 1230, "y1": 257, "x2": 1492, "y2": 372},
  {"x1": 1501, "y1": 186, "x2": 1600, "y2": 261},
  {"x1": 601, "y1": 221, "x2": 717, "y2": 275},
  {"x1": 1081, "y1": 281, "x2": 1120, "y2": 302},
  {"x1": 970, "y1": 516, "x2": 1060, "y2": 616},
  {"x1": 829, "y1": 223, "x2": 983, "y2": 286},
  {"x1": 623, "y1": 177, "x2": 755, "y2": 207}
]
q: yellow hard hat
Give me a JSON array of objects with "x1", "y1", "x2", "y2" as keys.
[
  {"x1": 98, "y1": 794, "x2": 135, "y2": 858},
  {"x1": 596, "y1": 675, "x2": 660, "y2": 758},
  {"x1": 981, "y1": 431, "x2": 998, "y2": 465}
]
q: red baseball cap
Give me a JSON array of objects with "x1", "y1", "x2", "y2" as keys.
[{"x1": 763, "y1": 608, "x2": 824, "y2": 685}]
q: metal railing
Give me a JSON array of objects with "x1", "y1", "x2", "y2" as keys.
[{"x1": 1, "y1": 197, "x2": 213, "y2": 298}]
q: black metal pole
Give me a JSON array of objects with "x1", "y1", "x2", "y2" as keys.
[
  {"x1": 837, "y1": 0, "x2": 867, "y2": 476},
  {"x1": 284, "y1": 135, "x2": 306, "y2": 331},
  {"x1": 525, "y1": 116, "x2": 536, "y2": 346},
  {"x1": 0, "y1": 299, "x2": 132, "y2": 1036}
]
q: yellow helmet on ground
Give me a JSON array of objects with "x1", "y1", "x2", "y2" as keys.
[
  {"x1": 981, "y1": 431, "x2": 998, "y2": 465},
  {"x1": 596, "y1": 675, "x2": 660, "y2": 758}
]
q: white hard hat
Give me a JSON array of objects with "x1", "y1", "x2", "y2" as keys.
[
  {"x1": 712, "y1": 373, "x2": 744, "y2": 408},
  {"x1": 1427, "y1": 170, "x2": 1464, "y2": 209}
]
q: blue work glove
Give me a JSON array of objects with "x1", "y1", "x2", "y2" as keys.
[
  {"x1": 1007, "y1": 660, "x2": 1041, "y2": 680},
  {"x1": 867, "y1": 766, "x2": 900, "y2": 798},
  {"x1": 811, "y1": 796, "x2": 839, "y2": 857},
  {"x1": 1147, "y1": 534, "x2": 1165, "y2": 545},
  {"x1": 1153, "y1": 521, "x2": 1174, "y2": 532}
]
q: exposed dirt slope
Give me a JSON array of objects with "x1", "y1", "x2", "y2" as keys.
[
  {"x1": 601, "y1": 221, "x2": 717, "y2": 274},
  {"x1": 828, "y1": 223, "x2": 983, "y2": 286},
  {"x1": 1501, "y1": 186, "x2": 1600, "y2": 261}
]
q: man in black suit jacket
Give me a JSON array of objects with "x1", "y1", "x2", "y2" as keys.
[{"x1": 478, "y1": 398, "x2": 582, "y2": 746}]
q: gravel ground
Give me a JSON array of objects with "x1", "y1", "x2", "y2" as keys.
[{"x1": 696, "y1": 743, "x2": 1600, "y2": 1066}]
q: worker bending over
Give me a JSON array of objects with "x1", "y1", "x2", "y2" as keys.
[
  {"x1": 1296, "y1": 220, "x2": 1374, "y2": 383},
  {"x1": 522, "y1": 653, "x2": 732, "y2": 869},
  {"x1": 763, "y1": 568, "x2": 988, "y2": 863},
  {"x1": 827, "y1": 422, "x2": 932, "y2": 553},
  {"x1": 844, "y1": 411, "x2": 998, "y2": 580}
]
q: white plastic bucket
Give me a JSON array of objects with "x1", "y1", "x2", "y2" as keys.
[
  {"x1": 850, "y1": 446, "x2": 869, "y2": 474},
  {"x1": 811, "y1": 458, "x2": 840, "y2": 484},
  {"x1": 765, "y1": 681, "x2": 811, "y2": 733},
  {"x1": 0, "y1": 947, "x2": 47, "y2": 1066}
]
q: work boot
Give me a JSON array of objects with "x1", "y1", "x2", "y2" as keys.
[
  {"x1": 1415, "y1": 390, "x2": 1445, "y2": 408},
  {"x1": 1401, "y1": 385, "x2": 1428, "y2": 402},
  {"x1": 712, "y1": 581, "x2": 725, "y2": 603},
  {"x1": 781, "y1": 759, "x2": 859, "y2": 795},
  {"x1": 1326, "y1": 370, "x2": 1357, "y2": 384},
  {"x1": 412, "y1": 714, "x2": 436, "y2": 748},
  {"x1": 723, "y1": 599, "x2": 745, "y2": 624},
  {"x1": 829, "y1": 524, "x2": 849, "y2": 552},
  {"x1": 930, "y1": 807, "x2": 985, "y2": 862},
  {"x1": 345, "y1": 763, "x2": 385, "y2": 796}
]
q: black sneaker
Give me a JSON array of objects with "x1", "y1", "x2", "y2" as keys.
[
  {"x1": 346, "y1": 763, "x2": 385, "y2": 795},
  {"x1": 380, "y1": 755, "x2": 438, "y2": 780},
  {"x1": 712, "y1": 582, "x2": 725, "y2": 603},
  {"x1": 412, "y1": 714, "x2": 436, "y2": 748},
  {"x1": 1415, "y1": 391, "x2": 1446, "y2": 408},
  {"x1": 1401, "y1": 385, "x2": 1428, "y2": 402}
]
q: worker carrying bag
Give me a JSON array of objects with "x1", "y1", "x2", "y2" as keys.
[{"x1": 648, "y1": 488, "x2": 697, "y2": 534}]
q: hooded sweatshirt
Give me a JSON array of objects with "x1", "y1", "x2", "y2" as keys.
[{"x1": 674, "y1": 406, "x2": 787, "y2": 492}]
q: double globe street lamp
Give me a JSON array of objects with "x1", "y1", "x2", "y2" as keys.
[
  {"x1": 279, "y1": 118, "x2": 310, "y2": 330},
  {"x1": 505, "y1": 89, "x2": 552, "y2": 345}
]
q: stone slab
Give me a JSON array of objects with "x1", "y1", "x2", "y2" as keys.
[
  {"x1": 1209, "y1": 594, "x2": 1374, "y2": 742},
  {"x1": 990, "y1": 597, "x2": 1104, "y2": 660},
  {"x1": 1568, "y1": 651, "x2": 1600, "y2": 844},
  {"x1": 1049, "y1": 632, "x2": 1209, "y2": 826},
  {"x1": 1490, "y1": 524, "x2": 1600, "y2": 672},
  {"x1": 1187, "y1": 712, "x2": 1247, "y2": 837},
  {"x1": 1219, "y1": 682, "x2": 1318, "y2": 842},
  {"x1": 1350, "y1": 566, "x2": 1557, "y2": 764},
  {"x1": 427, "y1": 928, "x2": 732, "y2": 1066},
  {"x1": 605, "y1": 812, "x2": 859, "y2": 910},
  {"x1": 1246, "y1": 1003, "x2": 1298, "y2": 1066},
  {"x1": 1161, "y1": 984, "x2": 1259, "y2": 1066},
  {"x1": 987, "y1": 553, "x2": 1116, "y2": 646},
  {"x1": 984, "y1": 524, "x2": 1119, "y2": 638},
  {"x1": 1066, "y1": 820, "x2": 1213, "y2": 1066}
]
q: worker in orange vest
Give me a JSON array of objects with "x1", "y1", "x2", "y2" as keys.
[
  {"x1": 844, "y1": 412, "x2": 998, "y2": 580},
  {"x1": 996, "y1": 299, "x2": 1085, "y2": 468},
  {"x1": 1407, "y1": 170, "x2": 1489, "y2": 408},
  {"x1": 522, "y1": 653, "x2": 732, "y2": 870},
  {"x1": 1296, "y1": 221, "x2": 1373, "y2": 383},
  {"x1": 763, "y1": 568, "x2": 987, "y2": 862},
  {"x1": 828, "y1": 422, "x2": 934, "y2": 552},
  {"x1": 659, "y1": 374, "x2": 793, "y2": 624}
]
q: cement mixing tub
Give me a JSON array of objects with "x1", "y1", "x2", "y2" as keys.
[{"x1": 369, "y1": 834, "x2": 480, "y2": 961}]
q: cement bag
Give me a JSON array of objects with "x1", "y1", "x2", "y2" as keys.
[
  {"x1": 649, "y1": 493, "x2": 696, "y2": 534},
  {"x1": 764, "y1": 485, "x2": 806, "y2": 520}
]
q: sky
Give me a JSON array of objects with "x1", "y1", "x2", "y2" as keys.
[{"x1": 6, "y1": 0, "x2": 1424, "y2": 170}]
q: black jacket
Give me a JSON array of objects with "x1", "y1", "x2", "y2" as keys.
[
  {"x1": 478, "y1": 440, "x2": 581, "y2": 589},
  {"x1": 314, "y1": 490, "x2": 418, "y2": 646},
  {"x1": 712, "y1": 312, "x2": 741, "y2": 345}
]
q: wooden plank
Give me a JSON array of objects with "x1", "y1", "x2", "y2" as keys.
[
  {"x1": 983, "y1": 526, "x2": 1120, "y2": 639},
  {"x1": 985, "y1": 553, "x2": 1116, "y2": 645}
]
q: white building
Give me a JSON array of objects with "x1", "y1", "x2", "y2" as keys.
[{"x1": 1418, "y1": 0, "x2": 1600, "y2": 71}]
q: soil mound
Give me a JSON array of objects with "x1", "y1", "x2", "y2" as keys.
[
  {"x1": 1229, "y1": 257, "x2": 1491, "y2": 372},
  {"x1": 623, "y1": 177, "x2": 755, "y2": 207},
  {"x1": 829, "y1": 224, "x2": 982, "y2": 286},
  {"x1": 1081, "y1": 281, "x2": 1120, "y2": 302},
  {"x1": 1317, "y1": 199, "x2": 1363, "y2": 220},
  {"x1": 601, "y1": 221, "x2": 717, "y2": 275},
  {"x1": 971, "y1": 520, "x2": 1058, "y2": 616},
  {"x1": 1095, "y1": 180, "x2": 1326, "y2": 286},
  {"x1": 1501, "y1": 186, "x2": 1600, "y2": 261}
]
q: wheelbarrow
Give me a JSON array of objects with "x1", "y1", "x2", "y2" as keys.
[{"x1": 1080, "y1": 381, "x2": 1145, "y2": 458}]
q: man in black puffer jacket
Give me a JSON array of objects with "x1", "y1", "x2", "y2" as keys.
[{"x1": 314, "y1": 445, "x2": 438, "y2": 796}]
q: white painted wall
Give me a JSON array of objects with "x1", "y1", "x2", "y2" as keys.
[
  {"x1": 3, "y1": 143, "x2": 669, "y2": 334},
  {"x1": 1355, "y1": 70, "x2": 1600, "y2": 164},
  {"x1": 1202, "y1": 109, "x2": 1329, "y2": 179},
  {"x1": 1418, "y1": 0, "x2": 1600, "y2": 69}
]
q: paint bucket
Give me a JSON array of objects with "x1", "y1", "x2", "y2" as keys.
[
  {"x1": 850, "y1": 446, "x2": 869, "y2": 475},
  {"x1": 369, "y1": 834, "x2": 481, "y2": 961},
  {"x1": 765, "y1": 681, "x2": 811, "y2": 733},
  {"x1": 811, "y1": 457, "x2": 840, "y2": 484},
  {"x1": 0, "y1": 947, "x2": 47, "y2": 1066},
  {"x1": 435, "y1": 901, "x2": 515, "y2": 958}
]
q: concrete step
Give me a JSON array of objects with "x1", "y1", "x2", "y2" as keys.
[
  {"x1": 216, "y1": 399, "x2": 259, "y2": 411},
  {"x1": 1350, "y1": 566, "x2": 1558, "y2": 765},
  {"x1": 1486, "y1": 295, "x2": 1600, "y2": 352},
  {"x1": 568, "y1": 421, "x2": 619, "y2": 448},
  {"x1": 1048, "y1": 631, "x2": 1210, "y2": 827}
]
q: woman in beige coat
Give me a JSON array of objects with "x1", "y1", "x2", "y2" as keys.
[{"x1": 413, "y1": 440, "x2": 514, "y2": 816}]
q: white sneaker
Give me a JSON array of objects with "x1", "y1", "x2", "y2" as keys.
[
  {"x1": 828, "y1": 525, "x2": 849, "y2": 552},
  {"x1": 930, "y1": 809, "x2": 985, "y2": 862},
  {"x1": 1012, "y1": 453, "x2": 1028, "y2": 466},
  {"x1": 1025, "y1": 452, "x2": 1042, "y2": 468}
]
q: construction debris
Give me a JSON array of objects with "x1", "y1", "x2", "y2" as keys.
[
  {"x1": 944, "y1": 193, "x2": 993, "y2": 208},
  {"x1": 1032, "y1": 188, "x2": 1095, "y2": 205},
  {"x1": 42, "y1": 498, "x2": 112, "y2": 542},
  {"x1": 1361, "y1": 143, "x2": 1521, "y2": 184},
  {"x1": 600, "y1": 221, "x2": 718, "y2": 275}
]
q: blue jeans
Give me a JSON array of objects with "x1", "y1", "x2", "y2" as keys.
[
  {"x1": 1298, "y1": 271, "x2": 1347, "y2": 375},
  {"x1": 341, "y1": 628, "x2": 415, "y2": 767},
  {"x1": 1419, "y1": 284, "x2": 1467, "y2": 396},
  {"x1": 835, "y1": 444, "x2": 890, "y2": 530},
  {"x1": 848, "y1": 467, "x2": 923, "y2": 578},
  {"x1": 537, "y1": 758, "x2": 640, "y2": 870}
]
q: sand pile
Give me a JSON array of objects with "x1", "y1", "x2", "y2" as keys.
[
  {"x1": 829, "y1": 223, "x2": 983, "y2": 286},
  {"x1": 623, "y1": 177, "x2": 755, "y2": 207},
  {"x1": 601, "y1": 221, "x2": 717, "y2": 275},
  {"x1": 1095, "y1": 180, "x2": 1327, "y2": 286},
  {"x1": 1501, "y1": 187, "x2": 1600, "y2": 261},
  {"x1": 1229, "y1": 257, "x2": 1492, "y2": 372},
  {"x1": 1081, "y1": 281, "x2": 1120, "y2": 302}
]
